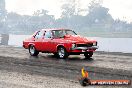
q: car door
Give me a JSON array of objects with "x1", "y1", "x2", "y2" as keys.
[
  {"x1": 43, "y1": 30, "x2": 55, "y2": 52},
  {"x1": 34, "y1": 30, "x2": 45, "y2": 51}
]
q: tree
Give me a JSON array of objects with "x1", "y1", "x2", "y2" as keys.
[
  {"x1": 33, "y1": 9, "x2": 49, "y2": 16},
  {"x1": 0, "y1": 0, "x2": 7, "y2": 33},
  {"x1": 30, "y1": 9, "x2": 55, "y2": 30},
  {"x1": 0, "y1": 0, "x2": 6, "y2": 20},
  {"x1": 61, "y1": 0, "x2": 76, "y2": 18},
  {"x1": 83, "y1": 0, "x2": 114, "y2": 31}
]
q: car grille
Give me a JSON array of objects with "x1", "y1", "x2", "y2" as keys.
[{"x1": 76, "y1": 43, "x2": 93, "y2": 47}]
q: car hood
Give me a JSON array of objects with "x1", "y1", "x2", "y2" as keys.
[{"x1": 63, "y1": 35, "x2": 96, "y2": 43}]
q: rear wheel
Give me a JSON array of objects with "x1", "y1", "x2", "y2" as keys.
[
  {"x1": 84, "y1": 52, "x2": 93, "y2": 59},
  {"x1": 29, "y1": 45, "x2": 39, "y2": 56},
  {"x1": 57, "y1": 47, "x2": 68, "y2": 59}
]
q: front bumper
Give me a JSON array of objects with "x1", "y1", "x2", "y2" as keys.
[
  {"x1": 73, "y1": 46, "x2": 98, "y2": 50},
  {"x1": 68, "y1": 46, "x2": 98, "y2": 55},
  {"x1": 70, "y1": 46, "x2": 98, "y2": 53},
  {"x1": 71, "y1": 46, "x2": 98, "y2": 50}
]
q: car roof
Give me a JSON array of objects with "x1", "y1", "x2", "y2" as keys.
[{"x1": 41, "y1": 28, "x2": 71, "y2": 31}]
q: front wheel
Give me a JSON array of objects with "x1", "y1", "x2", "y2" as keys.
[
  {"x1": 29, "y1": 45, "x2": 39, "y2": 56},
  {"x1": 57, "y1": 47, "x2": 68, "y2": 59},
  {"x1": 84, "y1": 52, "x2": 93, "y2": 59}
]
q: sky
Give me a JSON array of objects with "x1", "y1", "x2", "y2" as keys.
[{"x1": 5, "y1": 0, "x2": 132, "y2": 22}]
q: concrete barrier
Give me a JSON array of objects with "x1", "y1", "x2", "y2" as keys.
[{"x1": 0, "y1": 34, "x2": 9, "y2": 45}]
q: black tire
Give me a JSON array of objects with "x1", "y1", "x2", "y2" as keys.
[
  {"x1": 84, "y1": 52, "x2": 93, "y2": 59},
  {"x1": 29, "y1": 45, "x2": 39, "y2": 56},
  {"x1": 57, "y1": 46, "x2": 68, "y2": 59},
  {"x1": 79, "y1": 78, "x2": 91, "y2": 86}
]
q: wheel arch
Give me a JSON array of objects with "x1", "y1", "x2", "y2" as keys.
[
  {"x1": 57, "y1": 44, "x2": 68, "y2": 52},
  {"x1": 28, "y1": 43, "x2": 35, "y2": 48},
  {"x1": 57, "y1": 45, "x2": 65, "y2": 50},
  {"x1": 56, "y1": 44, "x2": 70, "y2": 52}
]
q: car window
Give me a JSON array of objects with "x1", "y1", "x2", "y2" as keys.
[
  {"x1": 44, "y1": 31, "x2": 52, "y2": 38},
  {"x1": 65, "y1": 30, "x2": 77, "y2": 35},
  {"x1": 52, "y1": 30, "x2": 65, "y2": 38},
  {"x1": 52, "y1": 30, "x2": 77, "y2": 38},
  {"x1": 35, "y1": 31, "x2": 44, "y2": 39}
]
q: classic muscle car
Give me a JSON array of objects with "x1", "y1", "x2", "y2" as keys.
[{"x1": 23, "y1": 29, "x2": 98, "y2": 59}]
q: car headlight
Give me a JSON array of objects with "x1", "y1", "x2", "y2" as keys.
[
  {"x1": 93, "y1": 42, "x2": 97, "y2": 46},
  {"x1": 72, "y1": 43, "x2": 76, "y2": 48}
]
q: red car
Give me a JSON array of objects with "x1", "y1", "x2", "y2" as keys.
[{"x1": 23, "y1": 29, "x2": 98, "y2": 59}]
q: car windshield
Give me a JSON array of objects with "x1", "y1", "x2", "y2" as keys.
[{"x1": 52, "y1": 30, "x2": 77, "y2": 38}]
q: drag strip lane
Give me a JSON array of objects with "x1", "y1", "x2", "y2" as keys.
[{"x1": 0, "y1": 46, "x2": 131, "y2": 88}]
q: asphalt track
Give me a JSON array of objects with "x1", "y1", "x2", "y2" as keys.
[{"x1": 0, "y1": 46, "x2": 131, "y2": 88}]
